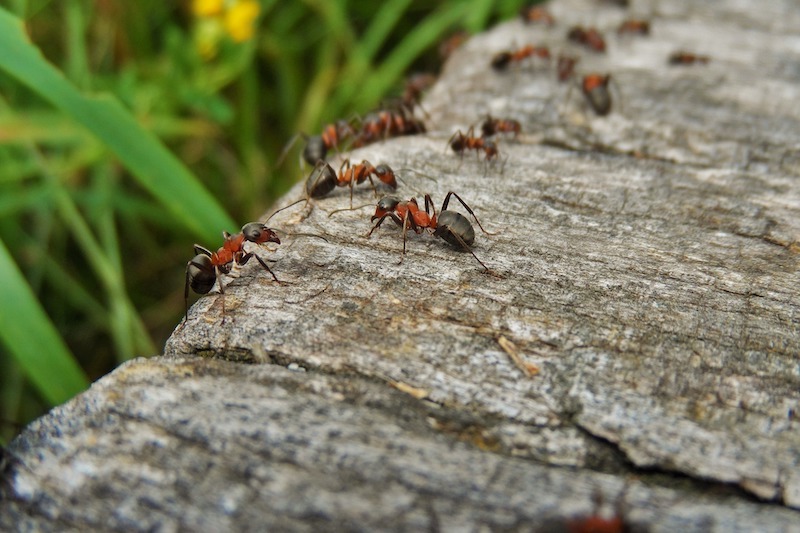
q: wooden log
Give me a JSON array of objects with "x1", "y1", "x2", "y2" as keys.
[{"x1": 2, "y1": 0, "x2": 799, "y2": 530}]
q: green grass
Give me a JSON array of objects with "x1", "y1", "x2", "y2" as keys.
[{"x1": 0, "y1": 0, "x2": 530, "y2": 443}]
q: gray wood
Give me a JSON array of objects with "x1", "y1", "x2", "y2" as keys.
[{"x1": 3, "y1": 0, "x2": 799, "y2": 530}]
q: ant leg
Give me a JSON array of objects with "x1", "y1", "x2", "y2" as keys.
[
  {"x1": 443, "y1": 229, "x2": 491, "y2": 272},
  {"x1": 424, "y1": 194, "x2": 437, "y2": 220},
  {"x1": 400, "y1": 210, "x2": 413, "y2": 264},
  {"x1": 441, "y1": 191, "x2": 498, "y2": 235},
  {"x1": 249, "y1": 253, "x2": 281, "y2": 283},
  {"x1": 366, "y1": 213, "x2": 404, "y2": 238},
  {"x1": 194, "y1": 244, "x2": 213, "y2": 257},
  {"x1": 183, "y1": 264, "x2": 192, "y2": 322}
]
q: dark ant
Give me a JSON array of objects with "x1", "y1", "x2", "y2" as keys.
[
  {"x1": 668, "y1": 51, "x2": 710, "y2": 65},
  {"x1": 366, "y1": 192, "x2": 494, "y2": 271},
  {"x1": 448, "y1": 126, "x2": 499, "y2": 162},
  {"x1": 557, "y1": 54, "x2": 580, "y2": 82},
  {"x1": 567, "y1": 26, "x2": 607, "y2": 53},
  {"x1": 185, "y1": 222, "x2": 281, "y2": 320},
  {"x1": 617, "y1": 19, "x2": 650, "y2": 35},
  {"x1": 491, "y1": 45, "x2": 551, "y2": 71},
  {"x1": 519, "y1": 5, "x2": 555, "y2": 26},
  {"x1": 305, "y1": 159, "x2": 398, "y2": 208},
  {"x1": 481, "y1": 115, "x2": 521, "y2": 138},
  {"x1": 581, "y1": 73, "x2": 613, "y2": 116}
]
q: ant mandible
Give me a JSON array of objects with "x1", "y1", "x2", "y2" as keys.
[
  {"x1": 491, "y1": 45, "x2": 551, "y2": 71},
  {"x1": 366, "y1": 192, "x2": 495, "y2": 271},
  {"x1": 448, "y1": 126, "x2": 499, "y2": 163},
  {"x1": 305, "y1": 159, "x2": 398, "y2": 209},
  {"x1": 184, "y1": 222, "x2": 281, "y2": 320}
]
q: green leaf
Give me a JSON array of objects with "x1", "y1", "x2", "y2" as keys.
[
  {"x1": 0, "y1": 238, "x2": 89, "y2": 405},
  {"x1": 0, "y1": 7, "x2": 236, "y2": 243}
]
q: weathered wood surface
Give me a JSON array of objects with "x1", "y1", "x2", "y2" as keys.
[{"x1": 3, "y1": 0, "x2": 800, "y2": 530}]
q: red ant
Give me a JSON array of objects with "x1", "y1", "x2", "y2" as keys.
[
  {"x1": 302, "y1": 120, "x2": 356, "y2": 165},
  {"x1": 184, "y1": 222, "x2": 281, "y2": 320},
  {"x1": 481, "y1": 115, "x2": 521, "y2": 138},
  {"x1": 567, "y1": 26, "x2": 607, "y2": 52},
  {"x1": 402, "y1": 72, "x2": 436, "y2": 108},
  {"x1": 491, "y1": 45, "x2": 551, "y2": 70},
  {"x1": 305, "y1": 159, "x2": 398, "y2": 208},
  {"x1": 617, "y1": 19, "x2": 650, "y2": 36},
  {"x1": 536, "y1": 488, "x2": 639, "y2": 533},
  {"x1": 668, "y1": 51, "x2": 710, "y2": 65},
  {"x1": 581, "y1": 73, "x2": 613, "y2": 116},
  {"x1": 278, "y1": 119, "x2": 356, "y2": 169},
  {"x1": 439, "y1": 30, "x2": 468, "y2": 61},
  {"x1": 557, "y1": 54, "x2": 580, "y2": 82},
  {"x1": 366, "y1": 192, "x2": 494, "y2": 271},
  {"x1": 448, "y1": 126, "x2": 499, "y2": 162},
  {"x1": 353, "y1": 108, "x2": 426, "y2": 148},
  {"x1": 519, "y1": 5, "x2": 555, "y2": 26}
]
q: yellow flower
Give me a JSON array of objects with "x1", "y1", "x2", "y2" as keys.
[
  {"x1": 223, "y1": 0, "x2": 261, "y2": 42},
  {"x1": 192, "y1": 0, "x2": 224, "y2": 18}
]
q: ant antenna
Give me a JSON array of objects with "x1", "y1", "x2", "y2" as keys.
[{"x1": 264, "y1": 198, "x2": 311, "y2": 222}]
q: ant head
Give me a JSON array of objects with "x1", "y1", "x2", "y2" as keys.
[
  {"x1": 374, "y1": 164, "x2": 398, "y2": 189},
  {"x1": 306, "y1": 161, "x2": 337, "y2": 198},
  {"x1": 372, "y1": 196, "x2": 401, "y2": 221},
  {"x1": 491, "y1": 51, "x2": 512, "y2": 70},
  {"x1": 187, "y1": 254, "x2": 215, "y2": 295},
  {"x1": 241, "y1": 223, "x2": 281, "y2": 245},
  {"x1": 302, "y1": 135, "x2": 328, "y2": 166}
]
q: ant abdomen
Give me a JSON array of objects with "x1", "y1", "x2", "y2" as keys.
[
  {"x1": 435, "y1": 210, "x2": 475, "y2": 247},
  {"x1": 187, "y1": 255, "x2": 215, "y2": 295},
  {"x1": 305, "y1": 162, "x2": 338, "y2": 198}
]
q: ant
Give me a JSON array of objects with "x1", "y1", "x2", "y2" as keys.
[
  {"x1": 305, "y1": 159, "x2": 398, "y2": 208},
  {"x1": 184, "y1": 222, "x2": 281, "y2": 321},
  {"x1": 491, "y1": 45, "x2": 551, "y2": 71},
  {"x1": 557, "y1": 54, "x2": 580, "y2": 82},
  {"x1": 567, "y1": 26, "x2": 607, "y2": 53},
  {"x1": 439, "y1": 30, "x2": 468, "y2": 61},
  {"x1": 402, "y1": 72, "x2": 437, "y2": 108},
  {"x1": 668, "y1": 51, "x2": 710, "y2": 65},
  {"x1": 617, "y1": 19, "x2": 650, "y2": 36},
  {"x1": 581, "y1": 73, "x2": 614, "y2": 116},
  {"x1": 519, "y1": 5, "x2": 555, "y2": 26},
  {"x1": 278, "y1": 120, "x2": 356, "y2": 169},
  {"x1": 353, "y1": 108, "x2": 426, "y2": 148},
  {"x1": 302, "y1": 120, "x2": 356, "y2": 166},
  {"x1": 481, "y1": 115, "x2": 521, "y2": 138},
  {"x1": 366, "y1": 192, "x2": 494, "y2": 271},
  {"x1": 535, "y1": 488, "x2": 641, "y2": 533},
  {"x1": 448, "y1": 126, "x2": 499, "y2": 162}
]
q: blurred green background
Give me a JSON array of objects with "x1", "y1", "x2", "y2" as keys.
[{"x1": 0, "y1": 0, "x2": 530, "y2": 443}]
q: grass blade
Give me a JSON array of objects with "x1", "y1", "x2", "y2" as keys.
[
  {"x1": 0, "y1": 7, "x2": 236, "y2": 243},
  {"x1": 0, "y1": 238, "x2": 89, "y2": 405}
]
